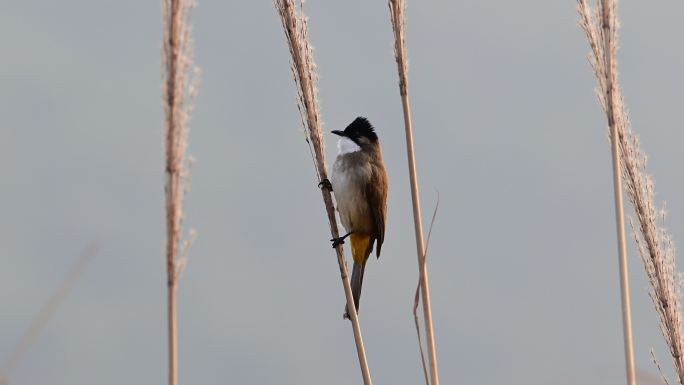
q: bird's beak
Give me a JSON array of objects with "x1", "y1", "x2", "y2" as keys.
[{"x1": 331, "y1": 130, "x2": 345, "y2": 137}]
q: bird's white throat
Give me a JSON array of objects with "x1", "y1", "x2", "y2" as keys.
[{"x1": 337, "y1": 136, "x2": 361, "y2": 155}]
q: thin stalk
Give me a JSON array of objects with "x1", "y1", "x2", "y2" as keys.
[
  {"x1": 163, "y1": 5, "x2": 179, "y2": 385},
  {"x1": 414, "y1": 198, "x2": 440, "y2": 385},
  {"x1": 606, "y1": 68, "x2": 637, "y2": 385},
  {"x1": 580, "y1": 0, "x2": 684, "y2": 382},
  {"x1": 403, "y1": 93, "x2": 439, "y2": 385},
  {"x1": 0, "y1": 244, "x2": 98, "y2": 383},
  {"x1": 274, "y1": 1, "x2": 372, "y2": 384},
  {"x1": 388, "y1": 1, "x2": 440, "y2": 384},
  {"x1": 167, "y1": 285, "x2": 178, "y2": 385},
  {"x1": 577, "y1": 1, "x2": 635, "y2": 384},
  {"x1": 600, "y1": 0, "x2": 636, "y2": 382},
  {"x1": 161, "y1": 0, "x2": 197, "y2": 384}
]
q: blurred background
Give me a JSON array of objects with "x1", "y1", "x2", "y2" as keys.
[{"x1": 1, "y1": 1, "x2": 683, "y2": 384}]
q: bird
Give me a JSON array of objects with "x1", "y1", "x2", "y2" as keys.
[{"x1": 327, "y1": 117, "x2": 388, "y2": 319}]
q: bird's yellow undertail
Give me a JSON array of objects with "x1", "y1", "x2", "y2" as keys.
[{"x1": 350, "y1": 233, "x2": 371, "y2": 265}]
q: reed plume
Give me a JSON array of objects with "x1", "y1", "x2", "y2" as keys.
[
  {"x1": 274, "y1": 1, "x2": 372, "y2": 384},
  {"x1": 161, "y1": 0, "x2": 198, "y2": 384},
  {"x1": 578, "y1": 1, "x2": 683, "y2": 383},
  {"x1": 387, "y1": 1, "x2": 440, "y2": 384}
]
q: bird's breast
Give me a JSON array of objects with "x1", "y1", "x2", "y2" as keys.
[{"x1": 331, "y1": 154, "x2": 373, "y2": 233}]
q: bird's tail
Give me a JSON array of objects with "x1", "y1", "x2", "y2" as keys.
[
  {"x1": 343, "y1": 262, "x2": 365, "y2": 319},
  {"x1": 343, "y1": 233, "x2": 373, "y2": 319}
]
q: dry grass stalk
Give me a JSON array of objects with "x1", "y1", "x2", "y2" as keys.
[
  {"x1": 387, "y1": 1, "x2": 440, "y2": 384},
  {"x1": 576, "y1": 1, "x2": 635, "y2": 384},
  {"x1": 161, "y1": 0, "x2": 198, "y2": 384},
  {"x1": 652, "y1": 349, "x2": 672, "y2": 385},
  {"x1": 274, "y1": 1, "x2": 372, "y2": 384},
  {"x1": 0, "y1": 243, "x2": 98, "y2": 384},
  {"x1": 413, "y1": 198, "x2": 439, "y2": 385},
  {"x1": 578, "y1": 1, "x2": 684, "y2": 384}
]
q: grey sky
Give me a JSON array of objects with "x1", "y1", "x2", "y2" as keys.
[{"x1": 1, "y1": 1, "x2": 683, "y2": 384}]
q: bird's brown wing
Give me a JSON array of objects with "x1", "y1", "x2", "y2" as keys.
[{"x1": 366, "y1": 162, "x2": 388, "y2": 258}]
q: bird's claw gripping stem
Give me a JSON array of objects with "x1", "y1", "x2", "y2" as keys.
[
  {"x1": 318, "y1": 178, "x2": 333, "y2": 191},
  {"x1": 330, "y1": 232, "x2": 352, "y2": 248}
]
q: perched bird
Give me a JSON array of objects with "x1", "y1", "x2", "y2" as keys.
[{"x1": 328, "y1": 117, "x2": 388, "y2": 319}]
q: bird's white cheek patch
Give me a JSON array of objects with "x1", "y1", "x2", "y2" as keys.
[{"x1": 337, "y1": 136, "x2": 361, "y2": 155}]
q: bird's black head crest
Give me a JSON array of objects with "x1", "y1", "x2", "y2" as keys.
[{"x1": 343, "y1": 117, "x2": 378, "y2": 142}]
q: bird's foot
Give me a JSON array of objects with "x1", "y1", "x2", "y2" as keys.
[
  {"x1": 330, "y1": 232, "x2": 352, "y2": 248},
  {"x1": 330, "y1": 237, "x2": 346, "y2": 248},
  {"x1": 318, "y1": 178, "x2": 332, "y2": 191},
  {"x1": 343, "y1": 305, "x2": 357, "y2": 321}
]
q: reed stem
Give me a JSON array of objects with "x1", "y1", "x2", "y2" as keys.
[
  {"x1": 577, "y1": 1, "x2": 637, "y2": 384},
  {"x1": 161, "y1": 0, "x2": 196, "y2": 383},
  {"x1": 600, "y1": 1, "x2": 636, "y2": 383},
  {"x1": 388, "y1": 1, "x2": 440, "y2": 384},
  {"x1": 274, "y1": 1, "x2": 372, "y2": 384},
  {"x1": 0, "y1": 244, "x2": 97, "y2": 383}
]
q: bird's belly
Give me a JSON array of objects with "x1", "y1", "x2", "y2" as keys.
[{"x1": 331, "y1": 158, "x2": 373, "y2": 233}]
